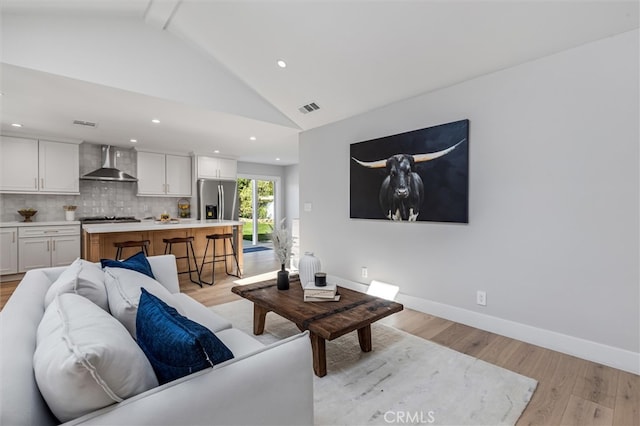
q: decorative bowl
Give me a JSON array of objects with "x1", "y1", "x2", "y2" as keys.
[{"x1": 18, "y1": 209, "x2": 38, "y2": 222}]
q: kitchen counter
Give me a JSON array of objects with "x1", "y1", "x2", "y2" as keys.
[
  {"x1": 0, "y1": 221, "x2": 80, "y2": 227},
  {"x1": 81, "y1": 219, "x2": 241, "y2": 234},
  {"x1": 81, "y1": 219, "x2": 245, "y2": 277}
]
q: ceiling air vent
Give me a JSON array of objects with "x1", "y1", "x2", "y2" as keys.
[
  {"x1": 73, "y1": 119, "x2": 98, "y2": 128},
  {"x1": 298, "y1": 102, "x2": 320, "y2": 115}
]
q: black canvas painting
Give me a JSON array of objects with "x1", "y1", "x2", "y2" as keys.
[{"x1": 350, "y1": 119, "x2": 469, "y2": 223}]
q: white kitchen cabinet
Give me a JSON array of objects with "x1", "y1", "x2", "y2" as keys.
[
  {"x1": 165, "y1": 154, "x2": 192, "y2": 195},
  {"x1": 0, "y1": 227, "x2": 18, "y2": 275},
  {"x1": 0, "y1": 136, "x2": 79, "y2": 194},
  {"x1": 38, "y1": 140, "x2": 80, "y2": 193},
  {"x1": 18, "y1": 225, "x2": 80, "y2": 272},
  {"x1": 50, "y1": 234, "x2": 81, "y2": 267},
  {"x1": 137, "y1": 151, "x2": 166, "y2": 195},
  {"x1": 18, "y1": 237, "x2": 51, "y2": 271},
  {"x1": 196, "y1": 156, "x2": 237, "y2": 180},
  {"x1": 0, "y1": 136, "x2": 39, "y2": 192},
  {"x1": 137, "y1": 151, "x2": 192, "y2": 196}
]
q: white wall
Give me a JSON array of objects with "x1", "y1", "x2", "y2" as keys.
[
  {"x1": 299, "y1": 30, "x2": 639, "y2": 373},
  {"x1": 285, "y1": 165, "x2": 300, "y2": 223}
]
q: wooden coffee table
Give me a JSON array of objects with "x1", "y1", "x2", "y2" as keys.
[{"x1": 231, "y1": 276, "x2": 403, "y2": 377}]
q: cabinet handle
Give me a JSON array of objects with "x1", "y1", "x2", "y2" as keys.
[
  {"x1": 12, "y1": 232, "x2": 15, "y2": 243},
  {"x1": 47, "y1": 241, "x2": 50, "y2": 251},
  {"x1": 166, "y1": 184, "x2": 170, "y2": 193},
  {"x1": 52, "y1": 240, "x2": 56, "y2": 251},
  {"x1": 44, "y1": 230, "x2": 59, "y2": 233},
  {"x1": 34, "y1": 177, "x2": 38, "y2": 189},
  {"x1": 41, "y1": 178, "x2": 44, "y2": 189}
]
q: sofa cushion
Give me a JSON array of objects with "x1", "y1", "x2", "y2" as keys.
[
  {"x1": 136, "y1": 289, "x2": 234, "y2": 385},
  {"x1": 33, "y1": 293, "x2": 158, "y2": 423},
  {"x1": 171, "y1": 293, "x2": 233, "y2": 333},
  {"x1": 43, "y1": 258, "x2": 108, "y2": 311},
  {"x1": 101, "y1": 251, "x2": 155, "y2": 279},
  {"x1": 214, "y1": 328, "x2": 265, "y2": 357},
  {"x1": 104, "y1": 267, "x2": 175, "y2": 338}
]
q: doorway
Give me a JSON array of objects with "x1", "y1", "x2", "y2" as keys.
[{"x1": 237, "y1": 177, "x2": 276, "y2": 247}]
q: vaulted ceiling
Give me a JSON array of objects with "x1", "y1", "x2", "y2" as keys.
[{"x1": 1, "y1": 1, "x2": 638, "y2": 165}]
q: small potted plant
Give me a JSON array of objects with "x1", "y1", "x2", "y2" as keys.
[
  {"x1": 271, "y1": 218, "x2": 293, "y2": 290},
  {"x1": 63, "y1": 205, "x2": 77, "y2": 221}
]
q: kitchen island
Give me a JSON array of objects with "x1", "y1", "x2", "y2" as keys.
[{"x1": 82, "y1": 219, "x2": 244, "y2": 277}]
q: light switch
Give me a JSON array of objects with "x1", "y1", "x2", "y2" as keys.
[{"x1": 304, "y1": 203, "x2": 312, "y2": 212}]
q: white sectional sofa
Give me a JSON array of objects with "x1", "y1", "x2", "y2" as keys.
[{"x1": 0, "y1": 255, "x2": 314, "y2": 425}]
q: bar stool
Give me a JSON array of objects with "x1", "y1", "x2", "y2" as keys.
[
  {"x1": 163, "y1": 236, "x2": 202, "y2": 287},
  {"x1": 199, "y1": 233, "x2": 240, "y2": 286},
  {"x1": 114, "y1": 240, "x2": 149, "y2": 260}
]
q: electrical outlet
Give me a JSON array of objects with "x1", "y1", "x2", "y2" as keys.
[
  {"x1": 476, "y1": 290, "x2": 487, "y2": 306},
  {"x1": 361, "y1": 267, "x2": 368, "y2": 278}
]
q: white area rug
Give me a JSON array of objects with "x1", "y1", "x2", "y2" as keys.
[{"x1": 211, "y1": 300, "x2": 537, "y2": 426}]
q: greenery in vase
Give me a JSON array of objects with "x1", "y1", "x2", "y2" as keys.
[{"x1": 270, "y1": 218, "x2": 292, "y2": 269}]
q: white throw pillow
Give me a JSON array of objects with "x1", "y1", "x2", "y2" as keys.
[
  {"x1": 44, "y1": 258, "x2": 109, "y2": 311},
  {"x1": 34, "y1": 293, "x2": 158, "y2": 423},
  {"x1": 104, "y1": 267, "x2": 176, "y2": 338}
]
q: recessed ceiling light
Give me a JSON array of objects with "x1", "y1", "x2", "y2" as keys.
[
  {"x1": 249, "y1": 136, "x2": 257, "y2": 141},
  {"x1": 151, "y1": 119, "x2": 160, "y2": 124},
  {"x1": 277, "y1": 60, "x2": 287, "y2": 68},
  {"x1": 130, "y1": 139, "x2": 137, "y2": 143},
  {"x1": 214, "y1": 150, "x2": 220, "y2": 154},
  {"x1": 275, "y1": 157, "x2": 281, "y2": 161},
  {"x1": 11, "y1": 123, "x2": 22, "y2": 127}
]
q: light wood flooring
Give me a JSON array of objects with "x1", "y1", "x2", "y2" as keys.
[{"x1": 1, "y1": 251, "x2": 638, "y2": 426}]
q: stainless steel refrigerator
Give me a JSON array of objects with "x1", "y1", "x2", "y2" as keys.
[{"x1": 196, "y1": 179, "x2": 239, "y2": 221}]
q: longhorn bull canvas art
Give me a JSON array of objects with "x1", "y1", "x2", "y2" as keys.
[{"x1": 350, "y1": 119, "x2": 469, "y2": 223}]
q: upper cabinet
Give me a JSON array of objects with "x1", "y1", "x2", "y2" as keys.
[
  {"x1": 165, "y1": 155, "x2": 192, "y2": 195},
  {"x1": 39, "y1": 140, "x2": 80, "y2": 193},
  {"x1": 137, "y1": 151, "x2": 192, "y2": 197},
  {"x1": 0, "y1": 136, "x2": 79, "y2": 194},
  {"x1": 196, "y1": 156, "x2": 237, "y2": 181}
]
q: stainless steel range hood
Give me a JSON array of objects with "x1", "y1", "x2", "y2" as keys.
[{"x1": 80, "y1": 145, "x2": 137, "y2": 182}]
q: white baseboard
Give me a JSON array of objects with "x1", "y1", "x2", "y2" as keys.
[{"x1": 330, "y1": 275, "x2": 640, "y2": 375}]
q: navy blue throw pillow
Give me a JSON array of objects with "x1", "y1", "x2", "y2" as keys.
[
  {"x1": 101, "y1": 251, "x2": 155, "y2": 279},
  {"x1": 136, "y1": 288, "x2": 234, "y2": 385}
]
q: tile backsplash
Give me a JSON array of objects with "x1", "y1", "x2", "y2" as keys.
[{"x1": 0, "y1": 143, "x2": 187, "y2": 222}]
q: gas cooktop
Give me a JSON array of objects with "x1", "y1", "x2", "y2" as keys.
[{"x1": 79, "y1": 216, "x2": 141, "y2": 224}]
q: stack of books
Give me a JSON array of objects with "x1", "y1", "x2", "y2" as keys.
[{"x1": 303, "y1": 281, "x2": 340, "y2": 302}]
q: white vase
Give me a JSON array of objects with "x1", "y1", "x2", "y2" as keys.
[
  {"x1": 65, "y1": 210, "x2": 75, "y2": 221},
  {"x1": 298, "y1": 252, "x2": 321, "y2": 287}
]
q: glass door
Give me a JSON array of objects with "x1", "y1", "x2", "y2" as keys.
[{"x1": 238, "y1": 178, "x2": 275, "y2": 246}]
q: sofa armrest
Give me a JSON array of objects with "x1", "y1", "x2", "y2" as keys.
[
  {"x1": 1, "y1": 270, "x2": 59, "y2": 426},
  {"x1": 66, "y1": 332, "x2": 314, "y2": 426}
]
